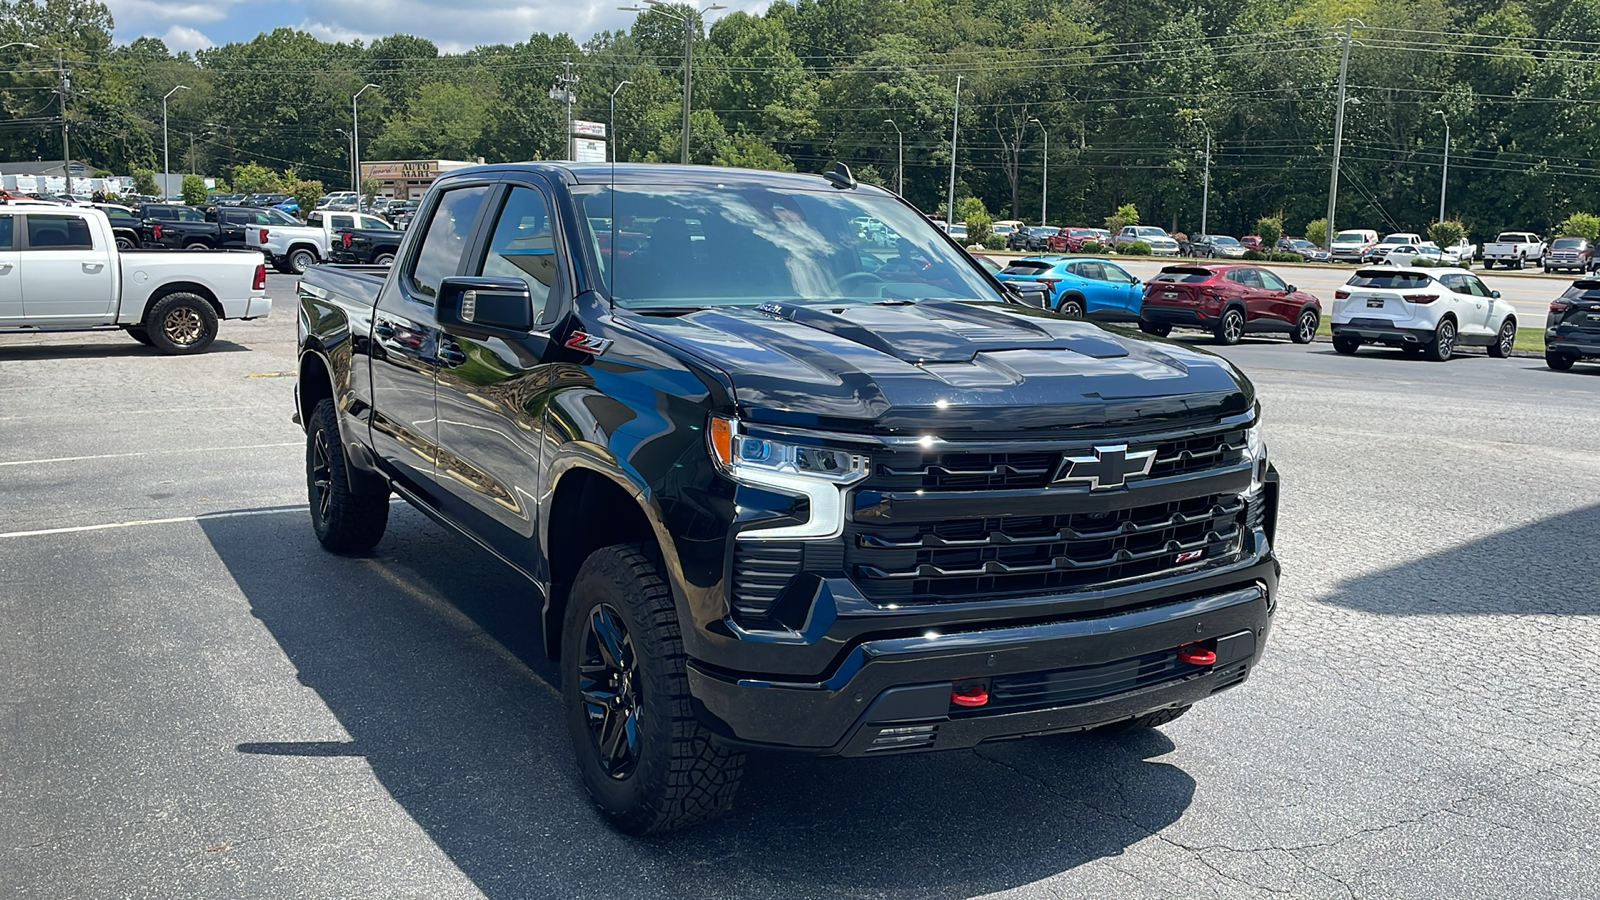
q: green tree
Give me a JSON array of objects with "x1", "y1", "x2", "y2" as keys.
[
  {"x1": 132, "y1": 169, "x2": 159, "y2": 196},
  {"x1": 371, "y1": 80, "x2": 493, "y2": 160},
  {"x1": 180, "y1": 174, "x2": 207, "y2": 205},
  {"x1": 1428, "y1": 219, "x2": 1468, "y2": 250},
  {"x1": 1105, "y1": 203, "x2": 1140, "y2": 236},
  {"x1": 229, "y1": 162, "x2": 282, "y2": 194},
  {"x1": 1554, "y1": 213, "x2": 1600, "y2": 241},
  {"x1": 711, "y1": 133, "x2": 793, "y2": 171},
  {"x1": 959, "y1": 197, "x2": 992, "y2": 245},
  {"x1": 290, "y1": 178, "x2": 324, "y2": 218},
  {"x1": 1304, "y1": 217, "x2": 1331, "y2": 248},
  {"x1": 1254, "y1": 215, "x2": 1284, "y2": 248}
]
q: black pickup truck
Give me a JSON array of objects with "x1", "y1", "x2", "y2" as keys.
[
  {"x1": 295, "y1": 163, "x2": 1280, "y2": 835},
  {"x1": 327, "y1": 224, "x2": 404, "y2": 265},
  {"x1": 144, "y1": 204, "x2": 300, "y2": 250}
]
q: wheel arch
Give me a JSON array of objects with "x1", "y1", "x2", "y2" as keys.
[
  {"x1": 146, "y1": 282, "x2": 223, "y2": 320},
  {"x1": 288, "y1": 241, "x2": 321, "y2": 260},
  {"x1": 542, "y1": 464, "x2": 660, "y2": 660}
]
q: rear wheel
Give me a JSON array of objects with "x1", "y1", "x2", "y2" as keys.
[
  {"x1": 1546, "y1": 352, "x2": 1576, "y2": 371},
  {"x1": 1424, "y1": 319, "x2": 1457, "y2": 361},
  {"x1": 1487, "y1": 319, "x2": 1516, "y2": 358},
  {"x1": 288, "y1": 247, "x2": 318, "y2": 274},
  {"x1": 306, "y1": 399, "x2": 389, "y2": 552},
  {"x1": 1056, "y1": 294, "x2": 1085, "y2": 318},
  {"x1": 115, "y1": 235, "x2": 134, "y2": 250},
  {"x1": 373, "y1": 252, "x2": 396, "y2": 266},
  {"x1": 1482, "y1": 260, "x2": 1494, "y2": 270},
  {"x1": 1214, "y1": 307, "x2": 1245, "y2": 345},
  {"x1": 184, "y1": 241, "x2": 210, "y2": 251},
  {"x1": 144, "y1": 292, "x2": 218, "y2": 355},
  {"x1": 563, "y1": 543, "x2": 745, "y2": 834},
  {"x1": 1333, "y1": 334, "x2": 1361, "y2": 355},
  {"x1": 1138, "y1": 321, "x2": 1171, "y2": 337},
  {"x1": 1291, "y1": 309, "x2": 1318, "y2": 344}
]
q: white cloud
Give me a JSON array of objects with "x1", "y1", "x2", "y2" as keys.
[
  {"x1": 160, "y1": 24, "x2": 217, "y2": 53},
  {"x1": 107, "y1": 0, "x2": 242, "y2": 28}
]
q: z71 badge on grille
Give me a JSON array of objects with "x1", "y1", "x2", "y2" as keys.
[{"x1": 1053, "y1": 445, "x2": 1156, "y2": 490}]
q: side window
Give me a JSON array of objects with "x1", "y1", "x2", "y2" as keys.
[
  {"x1": 475, "y1": 186, "x2": 557, "y2": 323},
  {"x1": 1106, "y1": 265, "x2": 1136, "y2": 284},
  {"x1": 1437, "y1": 274, "x2": 1466, "y2": 294},
  {"x1": 1464, "y1": 275, "x2": 1492, "y2": 297},
  {"x1": 1258, "y1": 270, "x2": 1288, "y2": 292},
  {"x1": 360, "y1": 216, "x2": 388, "y2": 230},
  {"x1": 330, "y1": 215, "x2": 354, "y2": 231},
  {"x1": 0, "y1": 215, "x2": 12, "y2": 250},
  {"x1": 26, "y1": 215, "x2": 94, "y2": 250},
  {"x1": 408, "y1": 185, "x2": 491, "y2": 300}
]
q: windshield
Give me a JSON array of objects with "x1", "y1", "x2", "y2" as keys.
[
  {"x1": 1553, "y1": 238, "x2": 1583, "y2": 249},
  {"x1": 573, "y1": 185, "x2": 998, "y2": 310},
  {"x1": 1334, "y1": 231, "x2": 1366, "y2": 243},
  {"x1": 264, "y1": 208, "x2": 300, "y2": 225},
  {"x1": 1380, "y1": 235, "x2": 1411, "y2": 245},
  {"x1": 1135, "y1": 227, "x2": 1166, "y2": 238},
  {"x1": 1213, "y1": 236, "x2": 1240, "y2": 246}
]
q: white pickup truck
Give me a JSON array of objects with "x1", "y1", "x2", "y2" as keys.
[
  {"x1": 0, "y1": 205, "x2": 269, "y2": 354},
  {"x1": 246, "y1": 210, "x2": 392, "y2": 275},
  {"x1": 1482, "y1": 232, "x2": 1546, "y2": 270}
]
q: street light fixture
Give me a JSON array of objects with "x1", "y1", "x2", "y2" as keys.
[
  {"x1": 618, "y1": 0, "x2": 725, "y2": 164},
  {"x1": 0, "y1": 41, "x2": 40, "y2": 51},
  {"x1": 882, "y1": 119, "x2": 902, "y2": 195},
  {"x1": 610, "y1": 80, "x2": 632, "y2": 163},
  {"x1": 353, "y1": 83, "x2": 379, "y2": 211},
  {"x1": 1433, "y1": 109, "x2": 1450, "y2": 222},
  {"x1": 1028, "y1": 117, "x2": 1048, "y2": 227},
  {"x1": 163, "y1": 85, "x2": 190, "y2": 200},
  {"x1": 1197, "y1": 120, "x2": 1211, "y2": 239}
]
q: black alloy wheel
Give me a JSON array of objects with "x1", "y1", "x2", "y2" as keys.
[
  {"x1": 1214, "y1": 307, "x2": 1246, "y2": 345},
  {"x1": 306, "y1": 399, "x2": 389, "y2": 552},
  {"x1": 1488, "y1": 319, "x2": 1516, "y2": 358},
  {"x1": 1057, "y1": 295, "x2": 1085, "y2": 318},
  {"x1": 578, "y1": 604, "x2": 643, "y2": 780},
  {"x1": 1425, "y1": 319, "x2": 1456, "y2": 361},
  {"x1": 1291, "y1": 309, "x2": 1318, "y2": 344}
]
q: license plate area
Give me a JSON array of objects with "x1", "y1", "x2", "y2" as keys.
[{"x1": 1366, "y1": 298, "x2": 1384, "y2": 308}]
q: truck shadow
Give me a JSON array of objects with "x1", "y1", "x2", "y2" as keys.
[
  {"x1": 1319, "y1": 502, "x2": 1600, "y2": 616},
  {"x1": 202, "y1": 507, "x2": 1195, "y2": 899},
  {"x1": 0, "y1": 339, "x2": 251, "y2": 360}
]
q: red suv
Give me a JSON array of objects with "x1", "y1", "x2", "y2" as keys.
[
  {"x1": 1138, "y1": 264, "x2": 1323, "y2": 345},
  {"x1": 1046, "y1": 227, "x2": 1099, "y2": 253}
]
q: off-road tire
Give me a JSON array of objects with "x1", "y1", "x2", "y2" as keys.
[
  {"x1": 306, "y1": 399, "x2": 389, "y2": 552},
  {"x1": 1139, "y1": 321, "x2": 1171, "y2": 337},
  {"x1": 1094, "y1": 704, "x2": 1192, "y2": 734},
  {"x1": 562, "y1": 543, "x2": 744, "y2": 835},
  {"x1": 1214, "y1": 307, "x2": 1246, "y2": 345},
  {"x1": 1424, "y1": 318, "x2": 1457, "y2": 362},
  {"x1": 1487, "y1": 319, "x2": 1516, "y2": 358},
  {"x1": 1333, "y1": 334, "x2": 1361, "y2": 355},
  {"x1": 1546, "y1": 353, "x2": 1576, "y2": 371},
  {"x1": 1291, "y1": 309, "x2": 1318, "y2": 344},
  {"x1": 144, "y1": 292, "x2": 218, "y2": 355},
  {"x1": 126, "y1": 326, "x2": 153, "y2": 346}
]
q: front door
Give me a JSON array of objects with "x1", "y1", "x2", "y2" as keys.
[
  {"x1": 367, "y1": 181, "x2": 495, "y2": 502},
  {"x1": 18, "y1": 212, "x2": 117, "y2": 323},
  {"x1": 433, "y1": 180, "x2": 566, "y2": 568},
  {"x1": 0, "y1": 215, "x2": 20, "y2": 324},
  {"x1": 1100, "y1": 261, "x2": 1143, "y2": 319},
  {"x1": 1255, "y1": 268, "x2": 1298, "y2": 327}
]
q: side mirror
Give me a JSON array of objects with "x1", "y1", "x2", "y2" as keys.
[
  {"x1": 437, "y1": 276, "x2": 535, "y2": 338},
  {"x1": 1286, "y1": 284, "x2": 1296, "y2": 293},
  {"x1": 1491, "y1": 290, "x2": 1502, "y2": 299},
  {"x1": 1005, "y1": 281, "x2": 1050, "y2": 307}
]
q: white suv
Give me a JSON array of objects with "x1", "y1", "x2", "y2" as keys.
[{"x1": 1329, "y1": 267, "x2": 1517, "y2": 361}]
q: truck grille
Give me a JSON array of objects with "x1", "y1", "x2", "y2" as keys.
[
  {"x1": 974, "y1": 649, "x2": 1189, "y2": 715},
  {"x1": 865, "y1": 426, "x2": 1248, "y2": 492},
  {"x1": 846, "y1": 493, "x2": 1246, "y2": 604}
]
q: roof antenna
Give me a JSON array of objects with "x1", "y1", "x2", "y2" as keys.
[{"x1": 823, "y1": 162, "x2": 857, "y2": 190}]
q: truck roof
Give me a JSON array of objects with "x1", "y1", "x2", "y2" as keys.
[{"x1": 441, "y1": 162, "x2": 894, "y2": 193}]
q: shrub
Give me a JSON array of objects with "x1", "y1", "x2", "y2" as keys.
[
  {"x1": 1080, "y1": 240, "x2": 1104, "y2": 254},
  {"x1": 1267, "y1": 251, "x2": 1302, "y2": 263},
  {"x1": 1254, "y1": 215, "x2": 1284, "y2": 250},
  {"x1": 132, "y1": 169, "x2": 158, "y2": 196},
  {"x1": 1242, "y1": 249, "x2": 1270, "y2": 261},
  {"x1": 983, "y1": 234, "x2": 1006, "y2": 251},
  {"x1": 1554, "y1": 212, "x2": 1600, "y2": 243},
  {"x1": 958, "y1": 196, "x2": 993, "y2": 246},
  {"x1": 1427, "y1": 219, "x2": 1468, "y2": 251},
  {"x1": 289, "y1": 178, "x2": 325, "y2": 220},
  {"x1": 180, "y1": 174, "x2": 207, "y2": 206},
  {"x1": 1117, "y1": 241, "x2": 1152, "y2": 256},
  {"x1": 1304, "y1": 217, "x2": 1331, "y2": 248}
]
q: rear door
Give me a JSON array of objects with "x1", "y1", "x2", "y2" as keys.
[
  {"x1": 0, "y1": 215, "x2": 20, "y2": 324},
  {"x1": 1436, "y1": 273, "x2": 1487, "y2": 337},
  {"x1": 18, "y1": 211, "x2": 117, "y2": 323},
  {"x1": 433, "y1": 178, "x2": 568, "y2": 566},
  {"x1": 367, "y1": 179, "x2": 497, "y2": 502}
]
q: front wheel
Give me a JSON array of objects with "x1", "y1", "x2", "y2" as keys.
[
  {"x1": 115, "y1": 235, "x2": 134, "y2": 250},
  {"x1": 1291, "y1": 309, "x2": 1318, "y2": 344},
  {"x1": 1057, "y1": 294, "x2": 1085, "y2": 318},
  {"x1": 306, "y1": 399, "x2": 390, "y2": 552},
  {"x1": 1138, "y1": 321, "x2": 1171, "y2": 337},
  {"x1": 1213, "y1": 308, "x2": 1245, "y2": 345},
  {"x1": 563, "y1": 544, "x2": 745, "y2": 835},
  {"x1": 1546, "y1": 352, "x2": 1576, "y2": 371},
  {"x1": 1487, "y1": 319, "x2": 1516, "y2": 358},
  {"x1": 1333, "y1": 334, "x2": 1361, "y2": 355},
  {"x1": 1424, "y1": 319, "x2": 1457, "y2": 361},
  {"x1": 145, "y1": 292, "x2": 218, "y2": 354}
]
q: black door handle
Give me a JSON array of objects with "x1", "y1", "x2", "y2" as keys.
[
  {"x1": 438, "y1": 344, "x2": 467, "y2": 367},
  {"x1": 373, "y1": 321, "x2": 397, "y2": 339}
]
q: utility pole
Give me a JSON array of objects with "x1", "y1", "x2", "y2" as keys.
[
  {"x1": 883, "y1": 119, "x2": 902, "y2": 195},
  {"x1": 1200, "y1": 122, "x2": 1211, "y2": 237},
  {"x1": 549, "y1": 60, "x2": 579, "y2": 159},
  {"x1": 947, "y1": 74, "x2": 962, "y2": 232},
  {"x1": 610, "y1": 80, "x2": 632, "y2": 163},
  {"x1": 1324, "y1": 19, "x2": 1356, "y2": 249},
  {"x1": 618, "y1": 1, "x2": 724, "y2": 164},
  {"x1": 163, "y1": 85, "x2": 189, "y2": 200},
  {"x1": 1029, "y1": 117, "x2": 1048, "y2": 226},
  {"x1": 353, "y1": 83, "x2": 378, "y2": 212},
  {"x1": 58, "y1": 50, "x2": 71, "y2": 196},
  {"x1": 1434, "y1": 109, "x2": 1449, "y2": 222}
]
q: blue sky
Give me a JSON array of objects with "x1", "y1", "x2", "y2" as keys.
[{"x1": 105, "y1": 0, "x2": 764, "y2": 55}]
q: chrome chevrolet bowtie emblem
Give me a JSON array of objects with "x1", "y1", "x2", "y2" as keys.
[{"x1": 1054, "y1": 445, "x2": 1156, "y2": 490}]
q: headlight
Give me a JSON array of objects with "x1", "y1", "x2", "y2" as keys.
[
  {"x1": 1244, "y1": 418, "x2": 1267, "y2": 492},
  {"x1": 708, "y1": 415, "x2": 868, "y2": 541}
]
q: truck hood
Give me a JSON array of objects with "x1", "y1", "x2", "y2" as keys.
[{"x1": 621, "y1": 299, "x2": 1253, "y2": 433}]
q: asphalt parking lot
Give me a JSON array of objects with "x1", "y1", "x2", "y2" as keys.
[{"x1": 3, "y1": 273, "x2": 1598, "y2": 899}]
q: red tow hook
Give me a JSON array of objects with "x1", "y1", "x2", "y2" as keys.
[
  {"x1": 1177, "y1": 643, "x2": 1217, "y2": 666},
  {"x1": 951, "y1": 684, "x2": 990, "y2": 708}
]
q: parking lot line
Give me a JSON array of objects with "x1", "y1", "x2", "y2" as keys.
[
  {"x1": 0, "y1": 505, "x2": 302, "y2": 539},
  {"x1": 0, "y1": 442, "x2": 299, "y2": 468}
]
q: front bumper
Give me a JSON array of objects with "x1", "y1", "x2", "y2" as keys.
[{"x1": 688, "y1": 579, "x2": 1274, "y2": 755}]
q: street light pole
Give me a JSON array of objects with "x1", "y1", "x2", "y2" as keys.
[
  {"x1": 353, "y1": 83, "x2": 378, "y2": 211},
  {"x1": 335, "y1": 128, "x2": 353, "y2": 195},
  {"x1": 163, "y1": 85, "x2": 189, "y2": 200},
  {"x1": 610, "y1": 80, "x2": 632, "y2": 163},
  {"x1": 1433, "y1": 109, "x2": 1449, "y2": 222},
  {"x1": 947, "y1": 74, "x2": 961, "y2": 233},
  {"x1": 1029, "y1": 117, "x2": 1048, "y2": 226},
  {"x1": 1325, "y1": 19, "x2": 1357, "y2": 249},
  {"x1": 882, "y1": 119, "x2": 902, "y2": 194},
  {"x1": 623, "y1": 1, "x2": 724, "y2": 165},
  {"x1": 1200, "y1": 121, "x2": 1211, "y2": 238}
]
